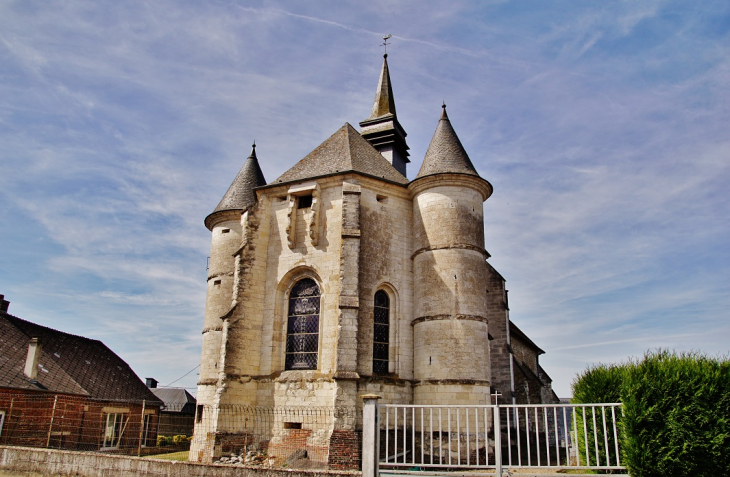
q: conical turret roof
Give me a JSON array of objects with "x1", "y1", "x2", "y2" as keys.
[
  {"x1": 205, "y1": 144, "x2": 266, "y2": 229},
  {"x1": 366, "y1": 54, "x2": 397, "y2": 120},
  {"x1": 272, "y1": 123, "x2": 409, "y2": 186},
  {"x1": 415, "y1": 104, "x2": 480, "y2": 179}
]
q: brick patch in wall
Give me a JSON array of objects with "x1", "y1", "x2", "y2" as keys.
[
  {"x1": 327, "y1": 430, "x2": 361, "y2": 470},
  {"x1": 267, "y1": 429, "x2": 329, "y2": 467},
  {"x1": 216, "y1": 433, "x2": 263, "y2": 454}
]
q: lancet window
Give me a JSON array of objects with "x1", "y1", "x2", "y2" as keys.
[
  {"x1": 285, "y1": 278, "x2": 321, "y2": 370},
  {"x1": 372, "y1": 290, "x2": 390, "y2": 375}
]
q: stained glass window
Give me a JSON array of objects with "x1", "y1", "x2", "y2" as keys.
[
  {"x1": 373, "y1": 290, "x2": 389, "y2": 375},
  {"x1": 285, "y1": 278, "x2": 321, "y2": 370}
]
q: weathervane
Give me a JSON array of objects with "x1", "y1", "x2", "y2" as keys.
[{"x1": 381, "y1": 34, "x2": 392, "y2": 55}]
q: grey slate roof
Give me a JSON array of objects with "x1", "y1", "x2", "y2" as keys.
[
  {"x1": 206, "y1": 145, "x2": 266, "y2": 227},
  {"x1": 416, "y1": 105, "x2": 480, "y2": 179},
  {"x1": 365, "y1": 54, "x2": 396, "y2": 120},
  {"x1": 0, "y1": 312, "x2": 162, "y2": 403},
  {"x1": 509, "y1": 321, "x2": 545, "y2": 355},
  {"x1": 151, "y1": 387, "x2": 196, "y2": 413},
  {"x1": 272, "y1": 123, "x2": 409, "y2": 186}
]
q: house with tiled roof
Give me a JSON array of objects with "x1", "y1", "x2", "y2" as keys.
[
  {"x1": 191, "y1": 54, "x2": 558, "y2": 465},
  {"x1": 0, "y1": 294, "x2": 162, "y2": 452}
]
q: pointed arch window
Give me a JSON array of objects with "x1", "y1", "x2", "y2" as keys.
[
  {"x1": 372, "y1": 290, "x2": 390, "y2": 375},
  {"x1": 285, "y1": 278, "x2": 321, "y2": 370}
]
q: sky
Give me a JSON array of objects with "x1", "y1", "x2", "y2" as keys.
[{"x1": 0, "y1": 1, "x2": 728, "y2": 398}]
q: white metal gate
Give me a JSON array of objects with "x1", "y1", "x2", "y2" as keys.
[{"x1": 366, "y1": 401, "x2": 627, "y2": 477}]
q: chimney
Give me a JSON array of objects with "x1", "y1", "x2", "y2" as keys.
[
  {"x1": 0, "y1": 294, "x2": 9, "y2": 313},
  {"x1": 146, "y1": 377, "x2": 158, "y2": 388},
  {"x1": 24, "y1": 338, "x2": 42, "y2": 380}
]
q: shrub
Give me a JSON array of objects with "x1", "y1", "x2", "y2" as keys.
[
  {"x1": 620, "y1": 350, "x2": 730, "y2": 477},
  {"x1": 571, "y1": 363, "x2": 629, "y2": 470},
  {"x1": 157, "y1": 435, "x2": 192, "y2": 448},
  {"x1": 571, "y1": 350, "x2": 730, "y2": 477},
  {"x1": 572, "y1": 362, "x2": 629, "y2": 404}
]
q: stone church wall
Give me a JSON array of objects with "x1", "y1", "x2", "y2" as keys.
[
  {"x1": 511, "y1": 335, "x2": 539, "y2": 375},
  {"x1": 258, "y1": 178, "x2": 344, "y2": 381},
  {"x1": 484, "y1": 263, "x2": 511, "y2": 400},
  {"x1": 356, "y1": 178, "x2": 413, "y2": 381}
]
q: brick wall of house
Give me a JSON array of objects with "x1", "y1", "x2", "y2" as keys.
[{"x1": 0, "y1": 389, "x2": 159, "y2": 452}]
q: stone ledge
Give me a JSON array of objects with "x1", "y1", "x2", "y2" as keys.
[
  {"x1": 413, "y1": 379, "x2": 491, "y2": 386},
  {"x1": 333, "y1": 371, "x2": 360, "y2": 380},
  {"x1": 341, "y1": 229, "x2": 361, "y2": 238},
  {"x1": 411, "y1": 314, "x2": 488, "y2": 326},
  {"x1": 338, "y1": 296, "x2": 359, "y2": 309},
  {"x1": 411, "y1": 243, "x2": 490, "y2": 260}
]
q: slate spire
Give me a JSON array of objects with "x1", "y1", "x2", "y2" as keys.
[
  {"x1": 415, "y1": 104, "x2": 480, "y2": 179},
  {"x1": 205, "y1": 143, "x2": 267, "y2": 230},
  {"x1": 366, "y1": 54, "x2": 397, "y2": 120},
  {"x1": 359, "y1": 54, "x2": 410, "y2": 177}
]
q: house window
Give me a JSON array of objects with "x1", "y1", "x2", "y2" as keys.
[
  {"x1": 102, "y1": 413, "x2": 128, "y2": 448},
  {"x1": 285, "y1": 278, "x2": 320, "y2": 370},
  {"x1": 0, "y1": 410, "x2": 5, "y2": 436},
  {"x1": 373, "y1": 290, "x2": 390, "y2": 375}
]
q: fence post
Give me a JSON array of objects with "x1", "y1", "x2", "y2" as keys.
[
  {"x1": 46, "y1": 395, "x2": 58, "y2": 448},
  {"x1": 137, "y1": 400, "x2": 146, "y2": 457},
  {"x1": 361, "y1": 394, "x2": 381, "y2": 477},
  {"x1": 494, "y1": 403, "x2": 502, "y2": 477}
]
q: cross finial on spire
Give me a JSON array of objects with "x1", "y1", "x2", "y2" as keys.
[{"x1": 382, "y1": 34, "x2": 392, "y2": 57}]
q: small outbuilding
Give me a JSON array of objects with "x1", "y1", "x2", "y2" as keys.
[{"x1": 147, "y1": 379, "x2": 196, "y2": 437}]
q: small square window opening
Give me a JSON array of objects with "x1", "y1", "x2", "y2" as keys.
[{"x1": 298, "y1": 194, "x2": 313, "y2": 209}]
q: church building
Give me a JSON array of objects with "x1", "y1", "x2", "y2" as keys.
[{"x1": 190, "y1": 54, "x2": 557, "y2": 465}]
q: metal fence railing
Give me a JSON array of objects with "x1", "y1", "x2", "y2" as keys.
[
  {"x1": 0, "y1": 392, "x2": 355, "y2": 470},
  {"x1": 374, "y1": 402, "x2": 626, "y2": 475}
]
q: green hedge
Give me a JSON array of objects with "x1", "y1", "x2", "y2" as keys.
[
  {"x1": 572, "y1": 361, "x2": 627, "y2": 405},
  {"x1": 571, "y1": 362, "x2": 627, "y2": 469},
  {"x1": 571, "y1": 350, "x2": 730, "y2": 477},
  {"x1": 156, "y1": 434, "x2": 193, "y2": 448}
]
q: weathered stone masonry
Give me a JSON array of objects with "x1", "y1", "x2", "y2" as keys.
[{"x1": 190, "y1": 55, "x2": 558, "y2": 467}]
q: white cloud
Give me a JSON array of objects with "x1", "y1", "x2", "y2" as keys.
[{"x1": 0, "y1": 0, "x2": 727, "y2": 397}]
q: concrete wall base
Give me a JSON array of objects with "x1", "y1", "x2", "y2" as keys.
[{"x1": 0, "y1": 446, "x2": 360, "y2": 477}]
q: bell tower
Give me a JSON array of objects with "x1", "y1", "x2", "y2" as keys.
[{"x1": 359, "y1": 54, "x2": 410, "y2": 177}]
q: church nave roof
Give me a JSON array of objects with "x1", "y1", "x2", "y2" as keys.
[{"x1": 272, "y1": 122, "x2": 410, "y2": 186}]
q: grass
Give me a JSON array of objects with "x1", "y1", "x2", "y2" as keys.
[{"x1": 146, "y1": 450, "x2": 189, "y2": 461}]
